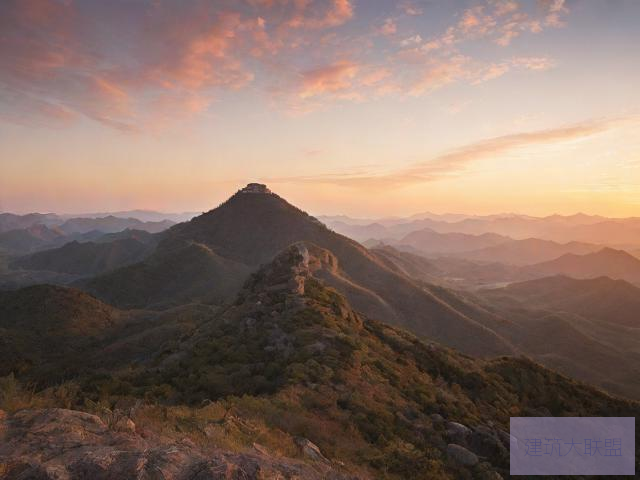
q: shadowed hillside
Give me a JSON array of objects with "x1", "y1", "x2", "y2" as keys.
[
  {"x1": 85, "y1": 241, "x2": 252, "y2": 309},
  {"x1": 12, "y1": 238, "x2": 155, "y2": 275},
  {"x1": 0, "y1": 225, "x2": 65, "y2": 254},
  {"x1": 0, "y1": 284, "x2": 221, "y2": 386},
  {"x1": 2, "y1": 243, "x2": 640, "y2": 478},
  {"x1": 71, "y1": 244, "x2": 640, "y2": 478},
  {"x1": 483, "y1": 275, "x2": 640, "y2": 327},
  {"x1": 369, "y1": 245, "x2": 444, "y2": 284},
  {"x1": 0, "y1": 285, "x2": 121, "y2": 378},
  {"x1": 455, "y1": 238, "x2": 601, "y2": 266},
  {"x1": 371, "y1": 246, "x2": 640, "y2": 399},
  {"x1": 85, "y1": 185, "x2": 514, "y2": 357},
  {"x1": 524, "y1": 247, "x2": 640, "y2": 284}
]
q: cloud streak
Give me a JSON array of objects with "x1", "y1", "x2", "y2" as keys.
[{"x1": 264, "y1": 116, "x2": 639, "y2": 189}]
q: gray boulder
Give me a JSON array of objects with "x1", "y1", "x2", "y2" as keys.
[
  {"x1": 430, "y1": 413, "x2": 444, "y2": 424},
  {"x1": 447, "y1": 443, "x2": 479, "y2": 466},
  {"x1": 295, "y1": 437, "x2": 331, "y2": 463},
  {"x1": 469, "y1": 425, "x2": 509, "y2": 463},
  {"x1": 446, "y1": 421, "x2": 471, "y2": 443}
]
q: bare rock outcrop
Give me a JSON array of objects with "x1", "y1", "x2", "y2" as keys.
[
  {"x1": 445, "y1": 421, "x2": 471, "y2": 443},
  {"x1": 0, "y1": 409, "x2": 361, "y2": 480},
  {"x1": 294, "y1": 437, "x2": 330, "y2": 463}
]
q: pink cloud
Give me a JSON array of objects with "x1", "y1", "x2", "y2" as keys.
[
  {"x1": 299, "y1": 60, "x2": 359, "y2": 98},
  {"x1": 399, "y1": 1, "x2": 424, "y2": 16},
  {"x1": 0, "y1": 0, "x2": 358, "y2": 130},
  {"x1": 360, "y1": 68, "x2": 392, "y2": 87},
  {"x1": 409, "y1": 56, "x2": 469, "y2": 96},
  {"x1": 407, "y1": 0, "x2": 569, "y2": 51},
  {"x1": 286, "y1": 0, "x2": 354, "y2": 29},
  {"x1": 492, "y1": 0, "x2": 519, "y2": 17},
  {"x1": 472, "y1": 62, "x2": 510, "y2": 84},
  {"x1": 0, "y1": 0, "x2": 567, "y2": 127},
  {"x1": 542, "y1": 0, "x2": 569, "y2": 27},
  {"x1": 459, "y1": 6, "x2": 497, "y2": 36},
  {"x1": 379, "y1": 18, "x2": 397, "y2": 36}
]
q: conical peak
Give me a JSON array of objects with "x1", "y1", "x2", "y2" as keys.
[{"x1": 239, "y1": 183, "x2": 271, "y2": 194}]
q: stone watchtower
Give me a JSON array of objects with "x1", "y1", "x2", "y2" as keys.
[{"x1": 239, "y1": 183, "x2": 272, "y2": 194}]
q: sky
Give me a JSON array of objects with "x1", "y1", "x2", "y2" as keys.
[{"x1": 1, "y1": 0, "x2": 639, "y2": 217}]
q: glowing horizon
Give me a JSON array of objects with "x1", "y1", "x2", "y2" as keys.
[{"x1": 1, "y1": 0, "x2": 639, "y2": 218}]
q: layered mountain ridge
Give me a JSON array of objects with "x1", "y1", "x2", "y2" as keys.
[
  {"x1": 85, "y1": 185, "x2": 513, "y2": 357},
  {"x1": 2, "y1": 214, "x2": 640, "y2": 477}
]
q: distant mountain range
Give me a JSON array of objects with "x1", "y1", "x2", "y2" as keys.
[
  {"x1": 523, "y1": 247, "x2": 640, "y2": 284},
  {"x1": 57, "y1": 216, "x2": 173, "y2": 235},
  {"x1": 371, "y1": 229, "x2": 606, "y2": 266},
  {"x1": 323, "y1": 212, "x2": 640, "y2": 248},
  {"x1": 0, "y1": 214, "x2": 175, "y2": 255},
  {"x1": 59, "y1": 209, "x2": 200, "y2": 223},
  {"x1": 0, "y1": 224, "x2": 66, "y2": 254},
  {"x1": 0, "y1": 210, "x2": 197, "y2": 233},
  {"x1": 396, "y1": 228, "x2": 510, "y2": 255},
  {"x1": 0, "y1": 213, "x2": 60, "y2": 232},
  {"x1": 375, "y1": 240, "x2": 640, "y2": 288},
  {"x1": 453, "y1": 237, "x2": 602, "y2": 265}
]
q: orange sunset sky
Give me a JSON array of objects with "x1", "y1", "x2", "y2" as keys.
[{"x1": 1, "y1": 0, "x2": 639, "y2": 217}]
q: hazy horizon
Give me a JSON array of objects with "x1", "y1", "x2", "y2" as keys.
[
  {"x1": 3, "y1": 180, "x2": 640, "y2": 221},
  {"x1": 4, "y1": 186, "x2": 640, "y2": 222}
]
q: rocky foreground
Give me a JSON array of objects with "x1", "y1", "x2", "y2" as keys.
[{"x1": 0, "y1": 408, "x2": 356, "y2": 480}]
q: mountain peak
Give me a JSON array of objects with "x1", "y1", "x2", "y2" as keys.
[{"x1": 239, "y1": 183, "x2": 272, "y2": 194}]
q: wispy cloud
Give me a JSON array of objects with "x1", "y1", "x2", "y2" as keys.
[
  {"x1": 408, "y1": 55, "x2": 470, "y2": 95},
  {"x1": 0, "y1": 0, "x2": 567, "y2": 129},
  {"x1": 265, "y1": 115, "x2": 639, "y2": 189},
  {"x1": 471, "y1": 56, "x2": 556, "y2": 84},
  {"x1": 402, "y1": 0, "x2": 566, "y2": 53},
  {"x1": 472, "y1": 62, "x2": 511, "y2": 84},
  {"x1": 299, "y1": 60, "x2": 360, "y2": 99},
  {"x1": 0, "y1": 0, "x2": 357, "y2": 130},
  {"x1": 398, "y1": 1, "x2": 424, "y2": 17},
  {"x1": 378, "y1": 18, "x2": 397, "y2": 36},
  {"x1": 286, "y1": 0, "x2": 354, "y2": 29},
  {"x1": 511, "y1": 56, "x2": 556, "y2": 71},
  {"x1": 542, "y1": 0, "x2": 569, "y2": 27}
]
